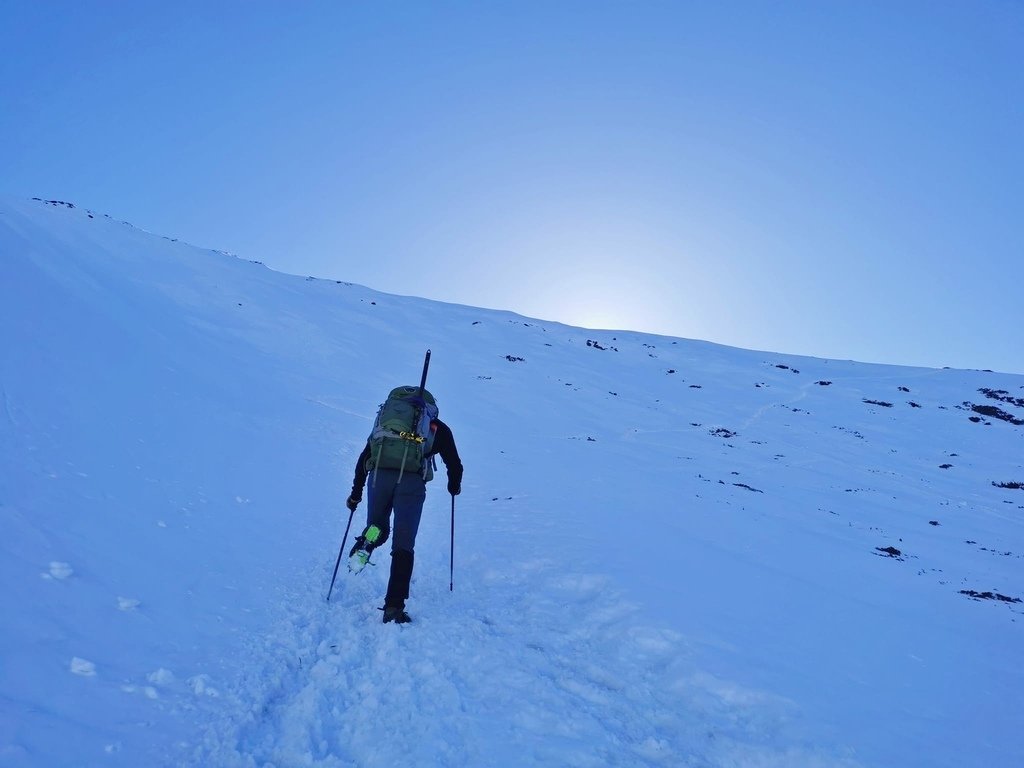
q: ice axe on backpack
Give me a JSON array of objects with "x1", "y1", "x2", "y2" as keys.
[{"x1": 417, "y1": 348, "x2": 431, "y2": 399}]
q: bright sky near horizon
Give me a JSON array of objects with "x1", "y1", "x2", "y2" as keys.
[{"x1": 2, "y1": 1, "x2": 1021, "y2": 373}]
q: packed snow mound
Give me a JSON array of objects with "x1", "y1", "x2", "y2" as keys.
[{"x1": 1, "y1": 197, "x2": 1022, "y2": 768}]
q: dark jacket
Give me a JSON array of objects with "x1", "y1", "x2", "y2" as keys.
[{"x1": 351, "y1": 418, "x2": 463, "y2": 495}]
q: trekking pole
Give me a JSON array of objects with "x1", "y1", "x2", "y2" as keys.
[
  {"x1": 327, "y1": 504, "x2": 356, "y2": 601},
  {"x1": 449, "y1": 493, "x2": 456, "y2": 591}
]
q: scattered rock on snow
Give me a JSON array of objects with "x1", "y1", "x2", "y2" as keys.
[
  {"x1": 732, "y1": 483, "x2": 764, "y2": 493},
  {"x1": 968, "y1": 404, "x2": 1023, "y2": 425},
  {"x1": 978, "y1": 388, "x2": 1024, "y2": 409},
  {"x1": 959, "y1": 590, "x2": 1022, "y2": 604}
]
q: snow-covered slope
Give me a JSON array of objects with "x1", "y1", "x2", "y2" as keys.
[{"x1": 2, "y1": 197, "x2": 1021, "y2": 768}]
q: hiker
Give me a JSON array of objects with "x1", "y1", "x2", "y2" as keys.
[{"x1": 346, "y1": 386, "x2": 463, "y2": 624}]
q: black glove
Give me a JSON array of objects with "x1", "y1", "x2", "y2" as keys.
[
  {"x1": 346, "y1": 492, "x2": 361, "y2": 512},
  {"x1": 447, "y1": 479, "x2": 461, "y2": 496}
]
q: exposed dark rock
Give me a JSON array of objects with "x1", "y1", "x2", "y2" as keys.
[
  {"x1": 979, "y1": 388, "x2": 1024, "y2": 409},
  {"x1": 733, "y1": 483, "x2": 764, "y2": 493},
  {"x1": 968, "y1": 404, "x2": 1024, "y2": 425},
  {"x1": 960, "y1": 590, "x2": 1022, "y2": 603}
]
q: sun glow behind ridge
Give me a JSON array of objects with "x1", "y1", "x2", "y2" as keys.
[{"x1": 487, "y1": 208, "x2": 711, "y2": 337}]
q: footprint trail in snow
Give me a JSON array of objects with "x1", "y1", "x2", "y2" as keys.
[{"x1": 194, "y1": 551, "x2": 857, "y2": 768}]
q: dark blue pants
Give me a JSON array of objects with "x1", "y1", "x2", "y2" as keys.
[
  {"x1": 365, "y1": 469, "x2": 425, "y2": 609},
  {"x1": 365, "y1": 468, "x2": 426, "y2": 554}
]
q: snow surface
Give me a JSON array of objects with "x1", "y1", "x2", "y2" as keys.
[{"x1": 1, "y1": 196, "x2": 1022, "y2": 767}]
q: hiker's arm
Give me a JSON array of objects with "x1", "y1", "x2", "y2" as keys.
[
  {"x1": 350, "y1": 442, "x2": 371, "y2": 499},
  {"x1": 434, "y1": 421, "x2": 463, "y2": 493}
]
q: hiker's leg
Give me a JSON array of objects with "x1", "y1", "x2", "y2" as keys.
[
  {"x1": 390, "y1": 474, "x2": 426, "y2": 554},
  {"x1": 384, "y1": 549, "x2": 415, "y2": 609},
  {"x1": 362, "y1": 468, "x2": 399, "y2": 549},
  {"x1": 384, "y1": 475, "x2": 426, "y2": 607}
]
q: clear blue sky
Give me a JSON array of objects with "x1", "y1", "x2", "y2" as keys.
[{"x1": 3, "y1": 1, "x2": 1022, "y2": 372}]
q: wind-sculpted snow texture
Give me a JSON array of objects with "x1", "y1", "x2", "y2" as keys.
[{"x1": 1, "y1": 197, "x2": 1021, "y2": 767}]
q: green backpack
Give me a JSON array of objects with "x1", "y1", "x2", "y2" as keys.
[{"x1": 365, "y1": 386, "x2": 439, "y2": 484}]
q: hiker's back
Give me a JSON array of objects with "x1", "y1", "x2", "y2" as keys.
[{"x1": 365, "y1": 386, "x2": 438, "y2": 478}]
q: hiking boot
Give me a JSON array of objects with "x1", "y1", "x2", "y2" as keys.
[{"x1": 382, "y1": 606, "x2": 412, "y2": 624}]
